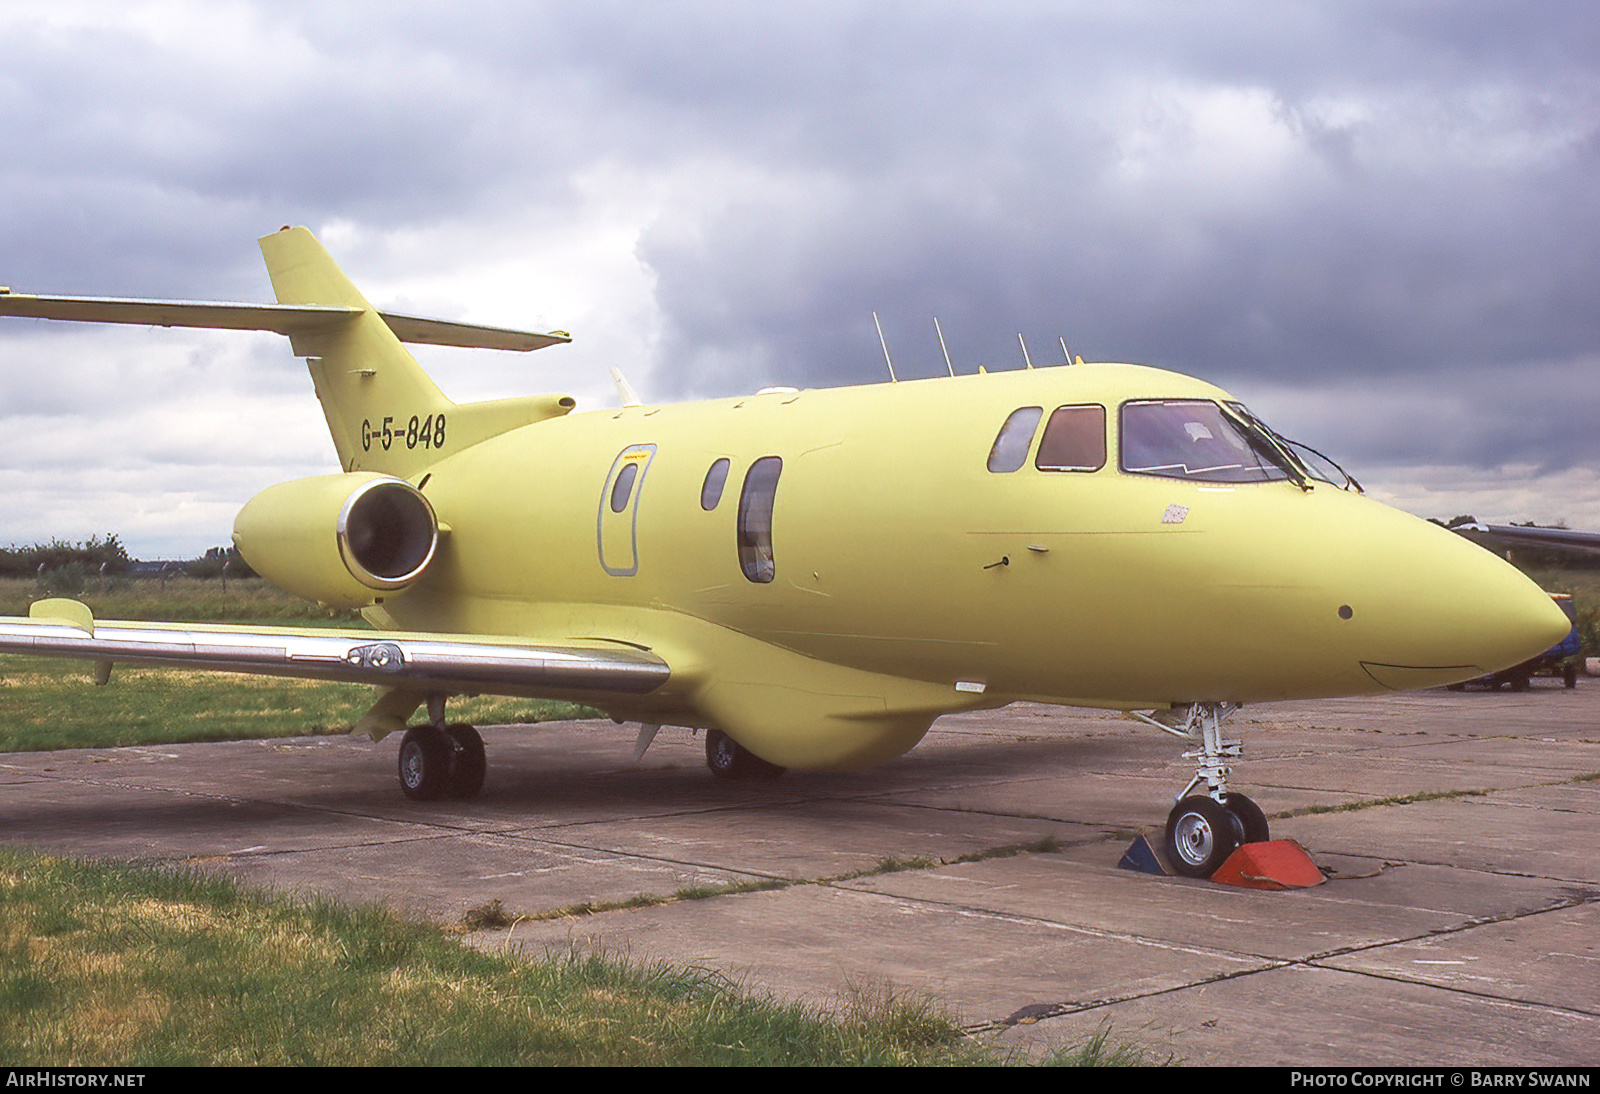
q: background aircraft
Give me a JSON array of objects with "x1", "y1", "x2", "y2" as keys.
[
  {"x1": 1451, "y1": 522, "x2": 1600, "y2": 555},
  {"x1": 0, "y1": 228, "x2": 1571, "y2": 877}
]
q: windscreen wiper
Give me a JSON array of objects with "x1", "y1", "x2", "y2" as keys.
[{"x1": 1219, "y1": 404, "x2": 1311, "y2": 491}]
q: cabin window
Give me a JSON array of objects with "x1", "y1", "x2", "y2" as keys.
[
  {"x1": 987, "y1": 407, "x2": 1043, "y2": 472},
  {"x1": 701, "y1": 458, "x2": 731, "y2": 510},
  {"x1": 1035, "y1": 405, "x2": 1106, "y2": 472},
  {"x1": 609, "y1": 462, "x2": 640, "y2": 512},
  {"x1": 1120, "y1": 400, "x2": 1293, "y2": 483},
  {"x1": 737, "y1": 456, "x2": 782, "y2": 583}
]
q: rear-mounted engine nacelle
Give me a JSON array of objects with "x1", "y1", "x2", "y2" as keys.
[{"x1": 233, "y1": 473, "x2": 440, "y2": 609}]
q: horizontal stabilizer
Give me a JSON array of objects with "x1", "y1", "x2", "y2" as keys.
[
  {"x1": 0, "y1": 612, "x2": 668, "y2": 698},
  {"x1": 0, "y1": 291, "x2": 570, "y2": 352}
]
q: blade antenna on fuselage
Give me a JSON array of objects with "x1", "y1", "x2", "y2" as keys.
[
  {"x1": 610, "y1": 367, "x2": 642, "y2": 408},
  {"x1": 1017, "y1": 333, "x2": 1034, "y2": 369},
  {"x1": 934, "y1": 317, "x2": 955, "y2": 377},
  {"x1": 873, "y1": 312, "x2": 898, "y2": 383}
]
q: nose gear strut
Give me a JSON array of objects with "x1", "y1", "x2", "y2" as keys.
[{"x1": 1130, "y1": 702, "x2": 1270, "y2": 877}]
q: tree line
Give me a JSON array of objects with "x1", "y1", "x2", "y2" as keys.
[{"x1": 0, "y1": 536, "x2": 255, "y2": 581}]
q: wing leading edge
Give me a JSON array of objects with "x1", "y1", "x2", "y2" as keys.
[{"x1": 0, "y1": 601, "x2": 668, "y2": 701}]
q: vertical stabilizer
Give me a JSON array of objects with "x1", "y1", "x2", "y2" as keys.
[{"x1": 259, "y1": 227, "x2": 453, "y2": 478}]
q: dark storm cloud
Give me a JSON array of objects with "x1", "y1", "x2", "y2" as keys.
[{"x1": 617, "y1": 4, "x2": 1600, "y2": 389}]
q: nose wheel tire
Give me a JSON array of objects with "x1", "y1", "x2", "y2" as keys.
[
  {"x1": 399, "y1": 726, "x2": 452, "y2": 801},
  {"x1": 1165, "y1": 796, "x2": 1240, "y2": 878},
  {"x1": 1222, "y1": 791, "x2": 1270, "y2": 845},
  {"x1": 705, "y1": 729, "x2": 785, "y2": 780}
]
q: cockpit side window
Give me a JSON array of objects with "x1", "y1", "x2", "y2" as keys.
[
  {"x1": 1035, "y1": 405, "x2": 1106, "y2": 472},
  {"x1": 1120, "y1": 400, "x2": 1292, "y2": 483},
  {"x1": 987, "y1": 407, "x2": 1043, "y2": 473}
]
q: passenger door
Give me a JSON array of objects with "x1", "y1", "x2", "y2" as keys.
[{"x1": 598, "y1": 443, "x2": 656, "y2": 576}]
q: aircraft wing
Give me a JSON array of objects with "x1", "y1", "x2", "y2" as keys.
[
  {"x1": 0, "y1": 600, "x2": 668, "y2": 701},
  {"x1": 1453, "y1": 522, "x2": 1600, "y2": 555},
  {"x1": 0, "y1": 291, "x2": 571, "y2": 352}
]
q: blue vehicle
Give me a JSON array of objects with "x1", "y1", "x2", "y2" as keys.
[{"x1": 1450, "y1": 594, "x2": 1581, "y2": 690}]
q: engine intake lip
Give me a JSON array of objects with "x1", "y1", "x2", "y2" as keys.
[{"x1": 336, "y1": 478, "x2": 439, "y2": 590}]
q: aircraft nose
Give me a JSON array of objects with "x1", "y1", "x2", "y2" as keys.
[
  {"x1": 1353, "y1": 520, "x2": 1574, "y2": 690},
  {"x1": 1456, "y1": 566, "x2": 1572, "y2": 665}
]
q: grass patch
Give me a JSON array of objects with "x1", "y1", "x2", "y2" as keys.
[
  {"x1": 1281, "y1": 787, "x2": 1491, "y2": 818},
  {"x1": 1040, "y1": 1027, "x2": 1174, "y2": 1067},
  {"x1": 859, "y1": 855, "x2": 940, "y2": 875},
  {"x1": 0, "y1": 576, "x2": 356, "y2": 625},
  {"x1": 499, "y1": 837, "x2": 1066, "y2": 926},
  {"x1": 0, "y1": 655, "x2": 596, "y2": 752},
  {"x1": 0, "y1": 577, "x2": 598, "y2": 751},
  {"x1": 0, "y1": 847, "x2": 1006, "y2": 1066},
  {"x1": 522, "y1": 878, "x2": 793, "y2": 923},
  {"x1": 948, "y1": 835, "x2": 1062, "y2": 864}
]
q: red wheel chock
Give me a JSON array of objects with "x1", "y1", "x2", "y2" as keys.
[{"x1": 1209, "y1": 839, "x2": 1324, "y2": 889}]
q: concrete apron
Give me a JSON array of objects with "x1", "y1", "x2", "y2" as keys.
[{"x1": 0, "y1": 683, "x2": 1595, "y2": 1066}]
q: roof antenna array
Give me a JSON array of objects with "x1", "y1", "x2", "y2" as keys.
[
  {"x1": 1017, "y1": 333, "x2": 1035, "y2": 370},
  {"x1": 872, "y1": 312, "x2": 898, "y2": 383},
  {"x1": 1060, "y1": 336, "x2": 1084, "y2": 365},
  {"x1": 933, "y1": 317, "x2": 955, "y2": 377}
]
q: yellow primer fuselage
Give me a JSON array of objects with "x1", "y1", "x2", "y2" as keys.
[{"x1": 372, "y1": 364, "x2": 1564, "y2": 770}]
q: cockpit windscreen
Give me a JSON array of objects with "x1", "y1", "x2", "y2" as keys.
[{"x1": 1120, "y1": 400, "x2": 1294, "y2": 483}]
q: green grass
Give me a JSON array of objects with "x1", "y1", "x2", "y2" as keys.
[
  {"x1": 0, "y1": 577, "x2": 596, "y2": 752},
  {"x1": 0, "y1": 575, "x2": 358, "y2": 624},
  {"x1": 1280, "y1": 787, "x2": 1491, "y2": 818},
  {"x1": 496, "y1": 836, "x2": 1068, "y2": 926},
  {"x1": 0, "y1": 848, "x2": 988, "y2": 1066},
  {"x1": 0, "y1": 847, "x2": 1171, "y2": 1066},
  {"x1": 1040, "y1": 1027, "x2": 1174, "y2": 1067},
  {"x1": 0, "y1": 655, "x2": 593, "y2": 752}
]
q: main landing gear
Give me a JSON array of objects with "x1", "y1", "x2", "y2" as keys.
[
  {"x1": 1132, "y1": 702, "x2": 1270, "y2": 878},
  {"x1": 704, "y1": 729, "x2": 785, "y2": 780},
  {"x1": 398, "y1": 722, "x2": 486, "y2": 801}
]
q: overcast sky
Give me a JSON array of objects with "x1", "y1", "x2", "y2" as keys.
[{"x1": 2, "y1": 0, "x2": 1597, "y2": 557}]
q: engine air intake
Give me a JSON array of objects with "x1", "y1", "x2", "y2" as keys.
[{"x1": 340, "y1": 479, "x2": 438, "y2": 587}]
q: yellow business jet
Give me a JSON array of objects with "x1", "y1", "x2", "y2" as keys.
[{"x1": 0, "y1": 227, "x2": 1570, "y2": 876}]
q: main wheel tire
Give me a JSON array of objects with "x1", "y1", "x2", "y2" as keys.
[
  {"x1": 1510, "y1": 670, "x2": 1531, "y2": 692},
  {"x1": 444, "y1": 723, "x2": 486, "y2": 799},
  {"x1": 399, "y1": 725, "x2": 451, "y2": 801},
  {"x1": 1164, "y1": 796, "x2": 1240, "y2": 878},
  {"x1": 1564, "y1": 663, "x2": 1578, "y2": 689},
  {"x1": 705, "y1": 729, "x2": 785, "y2": 780},
  {"x1": 1222, "y1": 791, "x2": 1270, "y2": 845}
]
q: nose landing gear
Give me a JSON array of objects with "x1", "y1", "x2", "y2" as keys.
[{"x1": 1132, "y1": 702, "x2": 1271, "y2": 878}]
